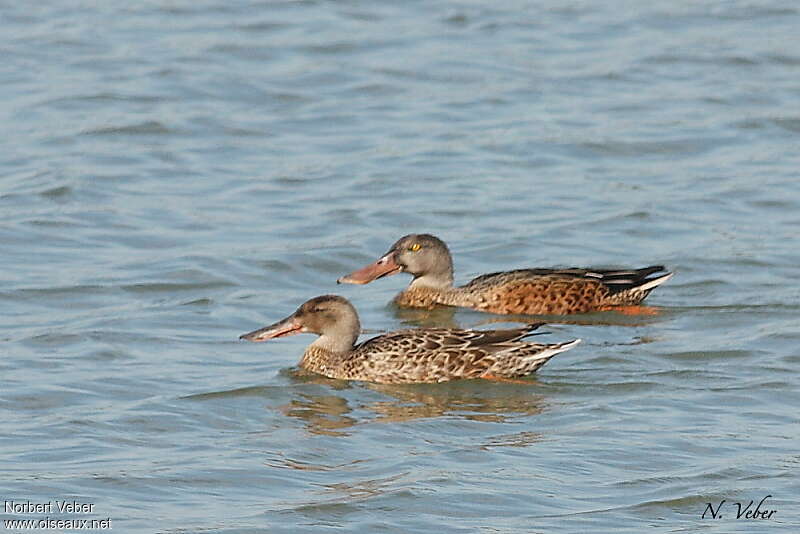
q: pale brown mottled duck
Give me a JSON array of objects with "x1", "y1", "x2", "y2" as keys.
[
  {"x1": 338, "y1": 234, "x2": 673, "y2": 315},
  {"x1": 239, "y1": 295, "x2": 580, "y2": 384}
]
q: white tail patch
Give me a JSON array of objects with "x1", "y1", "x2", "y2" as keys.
[
  {"x1": 636, "y1": 272, "x2": 674, "y2": 291},
  {"x1": 526, "y1": 338, "x2": 582, "y2": 361}
]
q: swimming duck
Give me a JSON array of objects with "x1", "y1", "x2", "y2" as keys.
[
  {"x1": 337, "y1": 234, "x2": 673, "y2": 315},
  {"x1": 239, "y1": 295, "x2": 580, "y2": 384}
]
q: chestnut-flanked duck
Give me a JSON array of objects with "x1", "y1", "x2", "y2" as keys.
[
  {"x1": 239, "y1": 295, "x2": 579, "y2": 384},
  {"x1": 338, "y1": 234, "x2": 673, "y2": 315}
]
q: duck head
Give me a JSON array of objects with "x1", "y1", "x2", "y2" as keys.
[
  {"x1": 337, "y1": 234, "x2": 454, "y2": 289},
  {"x1": 240, "y1": 295, "x2": 360, "y2": 353}
]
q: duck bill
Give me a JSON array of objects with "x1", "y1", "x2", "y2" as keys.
[
  {"x1": 337, "y1": 253, "x2": 401, "y2": 284},
  {"x1": 239, "y1": 315, "x2": 303, "y2": 342}
]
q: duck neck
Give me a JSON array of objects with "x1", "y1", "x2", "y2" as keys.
[
  {"x1": 308, "y1": 334, "x2": 355, "y2": 354},
  {"x1": 408, "y1": 270, "x2": 454, "y2": 291},
  {"x1": 307, "y1": 313, "x2": 360, "y2": 354}
]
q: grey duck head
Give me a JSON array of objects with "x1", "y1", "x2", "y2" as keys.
[
  {"x1": 240, "y1": 295, "x2": 361, "y2": 352},
  {"x1": 337, "y1": 234, "x2": 455, "y2": 289}
]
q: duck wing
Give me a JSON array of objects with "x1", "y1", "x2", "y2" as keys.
[
  {"x1": 463, "y1": 265, "x2": 668, "y2": 293},
  {"x1": 355, "y1": 322, "x2": 544, "y2": 352},
  {"x1": 349, "y1": 324, "x2": 556, "y2": 383}
]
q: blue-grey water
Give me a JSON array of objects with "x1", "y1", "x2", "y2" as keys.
[{"x1": 2, "y1": 1, "x2": 799, "y2": 532}]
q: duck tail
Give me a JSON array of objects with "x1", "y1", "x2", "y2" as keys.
[
  {"x1": 601, "y1": 267, "x2": 673, "y2": 304},
  {"x1": 635, "y1": 271, "x2": 674, "y2": 292},
  {"x1": 522, "y1": 338, "x2": 582, "y2": 374},
  {"x1": 532, "y1": 338, "x2": 582, "y2": 360}
]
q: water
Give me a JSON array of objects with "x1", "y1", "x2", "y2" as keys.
[{"x1": 2, "y1": 0, "x2": 799, "y2": 531}]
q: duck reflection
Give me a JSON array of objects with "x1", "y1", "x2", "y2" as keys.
[
  {"x1": 366, "y1": 382, "x2": 547, "y2": 423},
  {"x1": 281, "y1": 392, "x2": 358, "y2": 437},
  {"x1": 391, "y1": 302, "x2": 668, "y2": 330},
  {"x1": 280, "y1": 370, "x2": 548, "y2": 436},
  {"x1": 390, "y1": 304, "x2": 460, "y2": 328}
]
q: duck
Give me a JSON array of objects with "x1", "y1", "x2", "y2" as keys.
[
  {"x1": 239, "y1": 295, "x2": 580, "y2": 384},
  {"x1": 337, "y1": 234, "x2": 673, "y2": 315}
]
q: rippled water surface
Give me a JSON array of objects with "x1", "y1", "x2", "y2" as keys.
[{"x1": 2, "y1": 1, "x2": 799, "y2": 532}]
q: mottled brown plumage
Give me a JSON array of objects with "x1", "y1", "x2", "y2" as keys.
[
  {"x1": 338, "y1": 234, "x2": 673, "y2": 315},
  {"x1": 239, "y1": 295, "x2": 580, "y2": 384}
]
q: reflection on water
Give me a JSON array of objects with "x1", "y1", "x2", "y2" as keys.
[
  {"x1": 366, "y1": 382, "x2": 547, "y2": 423},
  {"x1": 186, "y1": 359, "x2": 552, "y2": 437},
  {"x1": 279, "y1": 376, "x2": 549, "y2": 436},
  {"x1": 282, "y1": 392, "x2": 357, "y2": 437},
  {"x1": 467, "y1": 308, "x2": 671, "y2": 328},
  {"x1": 265, "y1": 454, "x2": 365, "y2": 473},
  {"x1": 480, "y1": 430, "x2": 543, "y2": 450},
  {"x1": 391, "y1": 301, "x2": 670, "y2": 330},
  {"x1": 318, "y1": 472, "x2": 409, "y2": 501},
  {"x1": 391, "y1": 305, "x2": 460, "y2": 328}
]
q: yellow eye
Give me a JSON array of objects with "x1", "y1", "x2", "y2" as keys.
[{"x1": 409, "y1": 243, "x2": 421, "y2": 252}]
